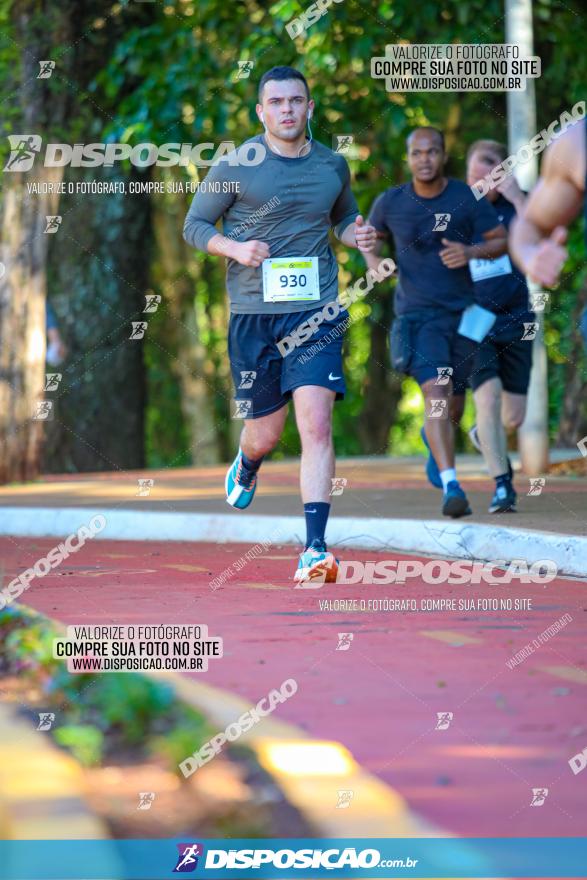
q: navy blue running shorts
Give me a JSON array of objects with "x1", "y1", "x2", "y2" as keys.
[
  {"x1": 228, "y1": 304, "x2": 349, "y2": 419},
  {"x1": 390, "y1": 309, "x2": 476, "y2": 394}
]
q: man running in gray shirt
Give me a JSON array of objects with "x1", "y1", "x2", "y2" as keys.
[{"x1": 183, "y1": 66, "x2": 376, "y2": 584}]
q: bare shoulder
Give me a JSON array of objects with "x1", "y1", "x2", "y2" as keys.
[{"x1": 543, "y1": 120, "x2": 585, "y2": 193}]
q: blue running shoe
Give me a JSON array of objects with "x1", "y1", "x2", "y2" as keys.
[
  {"x1": 293, "y1": 539, "x2": 339, "y2": 588},
  {"x1": 420, "y1": 426, "x2": 442, "y2": 489},
  {"x1": 225, "y1": 449, "x2": 258, "y2": 510},
  {"x1": 488, "y1": 482, "x2": 517, "y2": 514},
  {"x1": 442, "y1": 480, "x2": 472, "y2": 518}
]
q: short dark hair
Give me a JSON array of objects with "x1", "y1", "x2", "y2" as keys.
[
  {"x1": 257, "y1": 66, "x2": 310, "y2": 102},
  {"x1": 467, "y1": 139, "x2": 507, "y2": 163},
  {"x1": 406, "y1": 127, "x2": 445, "y2": 151}
]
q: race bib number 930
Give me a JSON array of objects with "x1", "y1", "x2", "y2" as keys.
[{"x1": 262, "y1": 257, "x2": 320, "y2": 303}]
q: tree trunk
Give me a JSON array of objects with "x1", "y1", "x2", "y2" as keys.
[
  {"x1": 0, "y1": 167, "x2": 63, "y2": 482},
  {"x1": 0, "y1": 0, "x2": 156, "y2": 478},
  {"x1": 356, "y1": 287, "x2": 402, "y2": 454},
  {"x1": 0, "y1": 0, "x2": 74, "y2": 483},
  {"x1": 200, "y1": 256, "x2": 239, "y2": 461},
  {"x1": 42, "y1": 167, "x2": 149, "y2": 473},
  {"x1": 150, "y1": 169, "x2": 220, "y2": 465}
]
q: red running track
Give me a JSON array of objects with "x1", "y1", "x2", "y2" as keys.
[{"x1": 2, "y1": 535, "x2": 586, "y2": 839}]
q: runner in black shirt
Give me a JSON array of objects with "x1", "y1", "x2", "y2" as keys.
[
  {"x1": 365, "y1": 128, "x2": 506, "y2": 518},
  {"x1": 466, "y1": 139, "x2": 534, "y2": 513}
]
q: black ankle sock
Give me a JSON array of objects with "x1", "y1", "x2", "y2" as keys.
[
  {"x1": 495, "y1": 472, "x2": 512, "y2": 488},
  {"x1": 304, "y1": 502, "x2": 330, "y2": 549},
  {"x1": 241, "y1": 452, "x2": 263, "y2": 473}
]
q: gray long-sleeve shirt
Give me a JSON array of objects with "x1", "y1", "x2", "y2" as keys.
[{"x1": 183, "y1": 135, "x2": 358, "y2": 314}]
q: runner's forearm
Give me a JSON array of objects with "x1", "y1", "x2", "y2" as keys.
[
  {"x1": 510, "y1": 193, "x2": 527, "y2": 215},
  {"x1": 363, "y1": 249, "x2": 385, "y2": 272},
  {"x1": 510, "y1": 216, "x2": 544, "y2": 273},
  {"x1": 206, "y1": 233, "x2": 239, "y2": 259},
  {"x1": 467, "y1": 236, "x2": 507, "y2": 259},
  {"x1": 338, "y1": 222, "x2": 359, "y2": 248}
]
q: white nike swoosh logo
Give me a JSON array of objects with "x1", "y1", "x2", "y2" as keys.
[
  {"x1": 328, "y1": 373, "x2": 341, "y2": 381},
  {"x1": 306, "y1": 508, "x2": 317, "y2": 513}
]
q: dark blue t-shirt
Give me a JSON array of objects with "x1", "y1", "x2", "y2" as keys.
[
  {"x1": 368, "y1": 178, "x2": 499, "y2": 316},
  {"x1": 470, "y1": 193, "x2": 532, "y2": 334}
]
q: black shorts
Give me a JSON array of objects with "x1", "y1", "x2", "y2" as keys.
[
  {"x1": 470, "y1": 322, "x2": 533, "y2": 394},
  {"x1": 228, "y1": 305, "x2": 348, "y2": 419},
  {"x1": 390, "y1": 309, "x2": 476, "y2": 394}
]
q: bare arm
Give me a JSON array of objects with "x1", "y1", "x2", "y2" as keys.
[
  {"x1": 362, "y1": 234, "x2": 386, "y2": 271},
  {"x1": 337, "y1": 215, "x2": 378, "y2": 253},
  {"x1": 510, "y1": 122, "x2": 585, "y2": 286},
  {"x1": 469, "y1": 224, "x2": 508, "y2": 258},
  {"x1": 439, "y1": 224, "x2": 507, "y2": 268},
  {"x1": 495, "y1": 175, "x2": 527, "y2": 215}
]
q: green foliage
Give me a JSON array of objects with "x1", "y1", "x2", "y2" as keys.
[
  {"x1": 144, "y1": 330, "x2": 192, "y2": 468},
  {"x1": 84, "y1": 0, "x2": 585, "y2": 457},
  {"x1": 1, "y1": 607, "x2": 213, "y2": 772},
  {"x1": 4, "y1": 618, "x2": 58, "y2": 675},
  {"x1": 389, "y1": 378, "x2": 426, "y2": 456},
  {"x1": 149, "y1": 706, "x2": 214, "y2": 773},
  {"x1": 4, "y1": 0, "x2": 583, "y2": 462},
  {"x1": 75, "y1": 674, "x2": 175, "y2": 745},
  {"x1": 0, "y1": 605, "x2": 30, "y2": 631},
  {"x1": 0, "y1": 2, "x2": 20, "y2": 160},
  {"x1": 53, "y1": 724, "x2": 104, "y2": 767}
]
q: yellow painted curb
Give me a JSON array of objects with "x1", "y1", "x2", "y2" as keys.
[
  {"x1": 0, "y1": 702, "x2": 111, "y2": 841},
  {"x1": 8, "y1": 606, "x2": 506, "y2": 877},
  {"x1": 158, "y1": 671, "x2": 450, "y2": 839},
  {"x1": 2, "y1": 600, "x2": 449, "y2": 840}
]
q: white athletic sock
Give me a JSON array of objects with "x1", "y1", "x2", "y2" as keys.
[{"x1": 440, "y1": 468, "x2": 457, "y2": 491}]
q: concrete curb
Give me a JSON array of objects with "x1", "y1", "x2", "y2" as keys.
[{"x1": 1, "y1": 506, "x2": 585, "y2": 577}]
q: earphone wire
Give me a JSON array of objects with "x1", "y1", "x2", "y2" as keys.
[
  {"x1": 298, "y1": 115, "x2": 313, "y2": 157},
  {"x1": 261, "y1": 115, "x2": 313, "y2": 158},
  {"x1": 263, "y1": 125, "x2": 283, "y2": 156}
]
